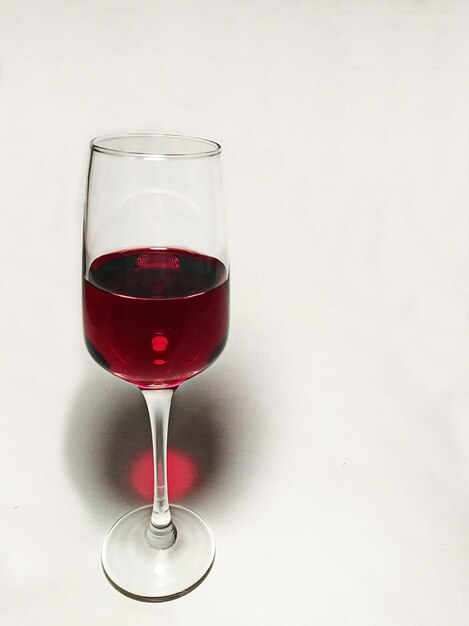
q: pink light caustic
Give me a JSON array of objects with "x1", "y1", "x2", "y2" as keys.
[{"x1": 129, "y1": 448, "x2": 199, "y2": 501}]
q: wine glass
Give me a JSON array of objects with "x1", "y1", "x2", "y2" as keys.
[{"x1": 82, "y1": 134, "x2": 229, "y2": 601}]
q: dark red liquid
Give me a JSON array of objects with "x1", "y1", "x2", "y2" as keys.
[{"x1": 83, "y1": 248, "x2": 229, "y2": 388}]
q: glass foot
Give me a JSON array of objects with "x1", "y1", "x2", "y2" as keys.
[{"x1": 101, "y1": 504, "x2": 215, "y2": 601}]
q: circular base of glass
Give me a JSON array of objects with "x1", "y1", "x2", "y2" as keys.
[{"x1": 101, "y1": 504, "x2": 215, "y2": 602}]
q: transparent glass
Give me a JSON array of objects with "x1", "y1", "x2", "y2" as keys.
[{"x1": 82, "y1": 133, "x2": 229, "y2": 601}]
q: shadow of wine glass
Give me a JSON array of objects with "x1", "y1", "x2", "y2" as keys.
[{"x1": 65, "y1": 361, "x2": 256, "y2": 526}]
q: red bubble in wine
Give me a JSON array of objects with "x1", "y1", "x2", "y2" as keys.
[{"x1": 152, "y1": 335, "x2": 168, "y2": 352}]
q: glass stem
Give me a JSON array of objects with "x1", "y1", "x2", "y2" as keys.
[{"x1": 141, "y1": 388, "x2": 177, "y2": 550}]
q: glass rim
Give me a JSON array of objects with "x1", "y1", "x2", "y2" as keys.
[{"x1": 90, "y1": 133, "x2": 222, "y2": 159}]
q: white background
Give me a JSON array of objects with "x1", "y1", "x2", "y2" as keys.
[{"x1": 2, "y1": 1, "x2": 469, "y2": 624}]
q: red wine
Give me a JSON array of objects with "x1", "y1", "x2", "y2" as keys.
[{"x1": 83, "y1": 248, "x2": 229, "y2": 388}]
